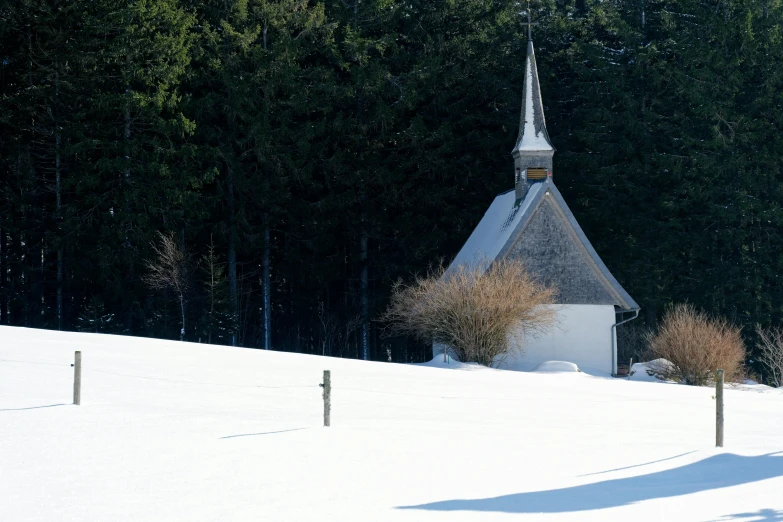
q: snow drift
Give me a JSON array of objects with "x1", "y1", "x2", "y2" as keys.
[{"x1": 532, "y1": 360, "x2": 581, "y2": 373}]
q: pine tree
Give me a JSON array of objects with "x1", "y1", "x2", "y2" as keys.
[
  {"x1": 71, "y1": 0, "x2": 196, "y2": 335},
  {"x1": 184, "y1": 0, "x2": 329, "y2": 347}
]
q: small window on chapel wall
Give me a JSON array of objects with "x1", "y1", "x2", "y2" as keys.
[{"x1": 526, "y1": 167, "x2": 547, "y2": 180}]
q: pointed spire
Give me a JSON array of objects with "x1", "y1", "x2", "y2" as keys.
[
  {"x1": 512, "y1": 15, "x2": 554, "y2": 200},
  {"x1": 513, "y1": 39, "x2": 553, "y2": 153}
]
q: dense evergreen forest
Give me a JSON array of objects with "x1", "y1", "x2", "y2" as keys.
[{"x1": 2, "y1": 0, "x2": 782, "y2": 364}]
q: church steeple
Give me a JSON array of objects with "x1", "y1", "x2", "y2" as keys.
[{"x1": 513, "y1": 14, "x2": 554, "y2": 200}]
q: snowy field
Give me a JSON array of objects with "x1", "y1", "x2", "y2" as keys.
[{"x1": 2, "y1": 325, "x2": 783, "y2": 522}]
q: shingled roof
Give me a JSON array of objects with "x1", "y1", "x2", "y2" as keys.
[{"x1": 448, "y1": 179, "x2": 639, "y2": 311}]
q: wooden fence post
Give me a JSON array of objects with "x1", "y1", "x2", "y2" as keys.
[
  {"x1": 73, "y1": 351, "x2": 82, "y2": 405},
  {"x1": 322, "y1": 370, "x2": 331, "y2": 427},
  {"x1": 716, "y1": 369, "x2": 724, "y2": 447}
]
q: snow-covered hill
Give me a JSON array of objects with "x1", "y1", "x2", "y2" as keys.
[{"x1": 2, "y1": 325, "x2": 782, "y2": 521}]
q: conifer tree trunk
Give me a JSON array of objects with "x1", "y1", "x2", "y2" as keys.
[
  {"x1": 180, "y1": 227, "x2": 186, "y2": 340},
  {"x1": 359, "y1": 198, "x2": 369, "y2": 361},
  {"x1": 24, "y1": 24, "x2": 33, "y2": 328},
  {"x1": 124, "y1": 54, "x2": 131, "y2": 180},
  {"x1": 39, "y1": 239, "x2": 45, "y2": 326},
  {"x1": 206, "y1": 236, "x2": 217, "y2": 344},
  {"x1": 0, "y1": 227, "x2": 4, "y2": 324},
  {"x1": 179, "y1": 293, "x2": 185, "y2": 342},
  {"x1": 261, "y1": 28, "x2": 272, "y2": 351},
  {"x1": 7, "y1": 232, "x2": 16, "y2": 326},
  {"x1": 6, "y1": 232, "x2": 15, "y2": 326},
  {"x1": 263, "y1": 217, "x2": 271, "y2": 350},
  {"x1": 122, "y1": 45, "x2": 134, "y2": 333},
  {"x1": 349, "y1": 0, "x2": 370, "y2": 361},
  {"x1": 227, "y1": 164, "x2": 238, "y2": 346},
  {"x1": 23, "y1": 232, "x2": 31, "y2": 327},
  {"x1": 55, "y1": 66, "x2": 63, "y2": 330}
]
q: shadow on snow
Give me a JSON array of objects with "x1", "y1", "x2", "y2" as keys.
[
  {"x1": 0, "y1": 403, "x2": 67, "y2": 411},
  {"x1": 220, "y1": 428, "x2": 307, "y2": 439},
  {"x1": 398, "y1": 453, "x2": 783, "y2": 514},
  {"x1": 715, "y1": 508, "x2": 783, "y2": 521}
]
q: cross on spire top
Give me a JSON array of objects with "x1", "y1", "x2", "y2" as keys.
[{"x1": 522, "y1": 1, "x2": 538, "y2": 41}]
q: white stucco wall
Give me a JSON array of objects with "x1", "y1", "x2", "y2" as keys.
[
  {"x1": 500, "y1": 304, "x2": 616, "y2": 375},
  {"x1": 433, "y1": 304, "x2": 617, "y2": 375}
]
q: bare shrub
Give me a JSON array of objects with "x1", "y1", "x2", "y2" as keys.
[
  {"x1": 756, "y1": 325, "x2": 783, "y2": 387},
  {"x1": 144, "y1": 231, "x2": 191, "y2": 341},
  {"x1": 317, "y1": 302, "x2": 361, "y2": 358},
  {"x1": 382, "y1": 259, "x2": 556, "y2": 367},
  {"x1": 645, "y1": 304, "x2": 745, "y2": 386}
]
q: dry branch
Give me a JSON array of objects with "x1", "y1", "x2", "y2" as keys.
[
  {"x1": 646, "y1": 303, "x2": 745, "y2": 386},
  {"x1": 756, "y1": 325, "x2": 783, "y2": 387},
  {"x1": 143, "y1": 231, "x2": 190, "y2": 341},
  {"x1": 382, "y1": 259, "x2": 556, "y2": 367}
]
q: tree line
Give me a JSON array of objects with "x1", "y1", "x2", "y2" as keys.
[{"x1": 2, "y1": 0, "x2": 782, "y2": 365}]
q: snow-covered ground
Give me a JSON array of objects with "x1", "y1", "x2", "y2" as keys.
[{"x1": 2, "y1": 325, "x2": 783, "y2": 521}]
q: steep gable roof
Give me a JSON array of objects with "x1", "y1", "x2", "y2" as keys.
[
  {"x1": 448, "y1": 183, "x2": 544, "y2": 271},
  {"x1": 448, "y1": 180, "x2": 638, "y2": 310}
]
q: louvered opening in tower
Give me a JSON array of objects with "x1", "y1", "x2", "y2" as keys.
[{"x1": 527, "y1": 168, "x2": 547, "y2": 180}]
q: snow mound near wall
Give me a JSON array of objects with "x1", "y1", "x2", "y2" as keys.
[
  {"x1": 532, "y1": 360, "x2": 580, "y2": 373},
  {"x1": 629, "y1": 359, "x2": 675, "y2": 382},
  {"x1": 418, "y1": 357, "x2": 492, "y2": 371}
]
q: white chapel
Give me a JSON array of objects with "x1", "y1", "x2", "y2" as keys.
[{"x1": 439, "y1": 30, "x2": 639, "y2": 375}]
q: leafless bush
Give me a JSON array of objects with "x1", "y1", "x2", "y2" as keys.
[
  {"x1": 382, "y1": 259, "x2": 556, "y2": 367},
  {"x1": 317, "y1": 302, "x2": 361, "y2": 358},
  {"x1": 144, "y1": 231, "x2": 190, "y2": 341},
  {"x1": 645, "y1": 304, "x2": 745, "y2": 386},
  {"x1": 756, "y1": 325, "x2": 783, "y2": 387}
]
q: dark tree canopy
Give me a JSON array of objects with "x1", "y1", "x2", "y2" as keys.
[{"x1": 1, "y1": 0, "x2": 782, "y2": 368}]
